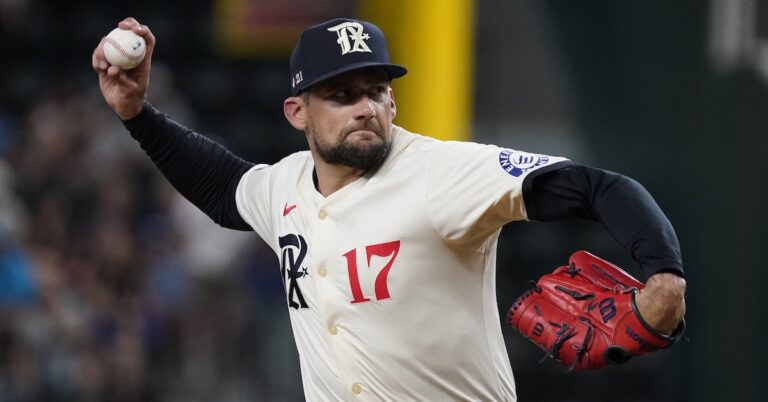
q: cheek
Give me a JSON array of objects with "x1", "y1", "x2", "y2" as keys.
[
  {"x1": 313, "y1": 105, "x2": 347, "y2": 127},
  {"x1": 379, "y1": 103, "x2": 395, "y2": 124},
  {"x1": 306, "y1": 108, "x2": 333, "y2": 133},
  {"x1": 307, "y1": 111, "x2": 343, "y2": 144},
  {"x1": 382, "y1": 97, "x2": 396, "y2": 117}
]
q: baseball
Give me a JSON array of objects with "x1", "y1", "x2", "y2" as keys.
[{"x1": 103, "y1": 28, "x2": 146, "y2": 70}]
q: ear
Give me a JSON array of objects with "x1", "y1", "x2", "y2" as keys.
[
  {"x1": 388, "y1": 87, "x2": 397, "y2": 120},
  {"x1": 284, "y1": 96, "x2": 307, "y2": 130}
]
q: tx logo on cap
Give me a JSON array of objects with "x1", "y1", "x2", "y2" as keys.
[{"x1": 327, "y1": 22, "x2": 372, "y2": 55}]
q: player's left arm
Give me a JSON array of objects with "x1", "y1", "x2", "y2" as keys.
[{"x1": 522, "y1": 162, "x2": 686, "y2": 334}]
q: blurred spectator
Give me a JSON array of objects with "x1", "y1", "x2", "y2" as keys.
[
  {"x1": 0, "y1": 160, "x2": 35, "y2": 307},
  {"x1": 0, "y1": 64, "x2": 298, "y2": 401}
]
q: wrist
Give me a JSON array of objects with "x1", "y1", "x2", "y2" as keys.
[
  {"x1": 117, "y1": 100, "x2": 148, "y2": 121},
  {"x1": 645, "y1": 272, "x2": 686, "y2": 297},
  {"x1": 117, "y1": 103, "x2": 144, "y2": 120}
]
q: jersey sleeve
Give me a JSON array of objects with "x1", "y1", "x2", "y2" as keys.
[
  {"x1": 235, "y1": 164, "x2": 276, "y2": 246},
  {"x1": 426, "y1": 141, "x2": 568, "y2": 249},
  {"x1": 522, "y1": 163, "x2": 684, "y2": 278},
  {"x1": 122, "y1": 102, "x2": 254, "y2": 231}
]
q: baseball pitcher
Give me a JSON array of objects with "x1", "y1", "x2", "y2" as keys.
[{"x1": 92, "y1": 17, "x2": 686, "y2": 401}]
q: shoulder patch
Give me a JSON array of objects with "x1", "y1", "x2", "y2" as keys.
[{"x1": 498, "y1": 149, "x2": 549, "y2": 177}]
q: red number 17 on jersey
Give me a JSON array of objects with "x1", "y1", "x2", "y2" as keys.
[{"x1": 342, "y1": 240, "x2": 401, "y2": 304}]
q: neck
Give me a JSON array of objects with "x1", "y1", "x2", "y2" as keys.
[{"x1": 312, "y1": 155, "x2": 366, "y2": 196}]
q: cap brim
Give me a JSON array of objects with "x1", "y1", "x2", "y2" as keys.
[{"x1": 292, "y1": 62, "x2": 407, "y2": 95}]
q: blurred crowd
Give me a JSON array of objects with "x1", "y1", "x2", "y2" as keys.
[{"x1": 0, "y1": 68, "x2": 302, "y2": 402}]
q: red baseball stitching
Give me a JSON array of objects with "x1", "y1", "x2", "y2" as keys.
[{"x1": 105, "y1": 36, "x2": 143, "y2": 61}]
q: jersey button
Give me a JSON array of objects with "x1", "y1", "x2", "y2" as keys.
[
  {"x1": 351, "y1": 383, "x2": 362, "y2": 394},
  {"x1": 318, "y1": 266, "x2": 327, "y2": 277},
  {"x1": 328, "y1": 323, "x2": 338, "y2": 335},
  {"x1": 318, "y1": 210, "x2": 327, "y2": 220}
]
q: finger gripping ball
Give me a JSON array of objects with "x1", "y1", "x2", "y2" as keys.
[{"x1": 103, "y1": 28, "x2": 146, "y2": 70}]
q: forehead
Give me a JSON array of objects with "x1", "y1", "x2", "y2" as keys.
[{"x1": 311, "y1": 68, "x2": 390, "y2": 91}]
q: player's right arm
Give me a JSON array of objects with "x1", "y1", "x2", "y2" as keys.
[{"x1": 92, "y1": 18, "x2": 254, "y2": 231}]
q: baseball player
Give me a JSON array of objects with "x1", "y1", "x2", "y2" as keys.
[{"x1": 92, "y1": 17, "x2": 686, "y2": 401}]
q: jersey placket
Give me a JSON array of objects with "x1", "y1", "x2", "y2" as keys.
[{"x1": 311, "y1": 198, "x2": 371, "y2": 399}]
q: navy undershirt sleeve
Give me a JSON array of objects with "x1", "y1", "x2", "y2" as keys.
[
  {"x1": 522, "y1": 161, "x2": 683, "y2": 278},
  {"x1": 122, "y1": 102, "x2": 254, "y2": 231}
]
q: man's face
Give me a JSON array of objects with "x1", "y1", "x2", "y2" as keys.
[{"x1": 302, "y1": 68, "x2": 396, "y2": 171}]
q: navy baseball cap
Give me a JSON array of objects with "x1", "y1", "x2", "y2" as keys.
[{"x1": 289, "y1": 18, "x2": 407, "y2": 96}]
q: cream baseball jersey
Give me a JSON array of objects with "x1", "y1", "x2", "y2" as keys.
[{"x1": 235, "y1": 126, "x2": 567, "y2": 401}]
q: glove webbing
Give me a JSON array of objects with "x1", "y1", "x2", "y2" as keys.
[{"x1": 539, "y1": 286, "x2": 598, "y2": 371}]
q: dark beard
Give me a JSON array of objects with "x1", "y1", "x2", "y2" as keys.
[{"x1": 314, "y1": 133, "x2": 391, "y2": 171}]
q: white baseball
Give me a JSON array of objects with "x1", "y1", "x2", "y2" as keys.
[{"x1": 103, "y1": 28, "x2": 146, "y2": 70}]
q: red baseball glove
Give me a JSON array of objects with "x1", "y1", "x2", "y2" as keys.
[{"x1": 507, "y1": 251, "x2": 685, "y2": 371}]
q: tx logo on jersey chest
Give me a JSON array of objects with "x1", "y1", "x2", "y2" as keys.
[{"x1": 279, "y1": 233, "x2": 310, "y2": 309}]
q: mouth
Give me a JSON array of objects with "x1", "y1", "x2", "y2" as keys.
[
  {"x1": 345, "y1": 129, "x2": 381, "y2": 141},
  {"x1": 348, "y1": 129, "x2": 376, "y2": 136}
]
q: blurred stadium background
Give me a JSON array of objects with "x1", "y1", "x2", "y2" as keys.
[{"x1": 1, "y1": 0, "x2": 766, "y2": 401}]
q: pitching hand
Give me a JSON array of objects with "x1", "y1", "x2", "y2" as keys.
[{"x1": 92, "y1": 17, "x2": 155, "y2": 120}]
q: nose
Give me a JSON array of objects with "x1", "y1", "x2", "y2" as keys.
[{"x1": 354, "y1": 95, "x2": 376, "y2": 121}]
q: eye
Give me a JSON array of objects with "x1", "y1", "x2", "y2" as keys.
[
  {"x1": 334, "y1": 90, "x2": 348, "y2": 99},
  {"x1": 369, "y1": 85, "x2": 387, "y2": 99}
]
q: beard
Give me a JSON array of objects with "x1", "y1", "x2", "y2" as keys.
[{"x1": 311, "y1": 122, "x2": 392, "y2": 171}]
